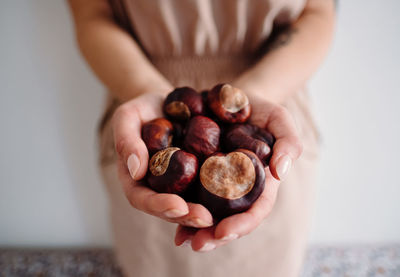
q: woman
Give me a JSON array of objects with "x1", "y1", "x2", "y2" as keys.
[{"x1": 68, "y1": 0, "x2": 335, "y2": 276}]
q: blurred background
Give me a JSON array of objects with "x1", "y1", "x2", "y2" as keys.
[{"x1": 0, "y1": 0, "x2": 399, "y2": 251}]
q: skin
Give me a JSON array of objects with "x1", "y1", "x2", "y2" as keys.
[
  {"x1": 233, "y1": 0, "x2": 336, "y2": 105},
  {"x1": 67, "y1": 0, "x2": 335, "y2": 251}
]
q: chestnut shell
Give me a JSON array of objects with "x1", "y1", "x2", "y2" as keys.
[
  {"x1": 207, "y1": 83, "x2": 251, "y2": 123},
  {"x1": 163, "y1": 87, "x2": 204, "y2": 121},
  {"x1": 141, "y1": 118, "x2": 173, "y2": 155},
  {"x1": 224, "y1": 123, "x2": 275, "y2": 166},
  {"x1": 198, "y1": 149, "x2": 265, "y2": 219},
  {"x1": 183, "y1": 115, "x2": 220, "y2": 160},
  {"x1": 147, "y1": 148, "x2": 198, "y2": 195}
]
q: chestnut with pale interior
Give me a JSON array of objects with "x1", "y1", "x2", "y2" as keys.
[
  {"x1": 220, "y1": 84, "x2": 249, "y2": 113},
  {"x1": 149, "y1": 147, "x2": 180, "y2": 176},
  {"x1": 165, "y1": 101, "x2": 191, "y2": 118},
  {"x1": 200, "y1": 152, "x2": 256, "y2": 200}
]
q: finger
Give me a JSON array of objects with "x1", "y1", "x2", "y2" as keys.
[
  {"x1": 214, "y1": 169, "x2": 280, "y2": 240},
  {"x1": 191, "y1": 226, "x2": 231, "y2": 252},
  {"x1": 166, "y1": 203, "x2": 214, "y2": 228},
  {"x1": 118, "y1": 159, "x2": 189, "y2": 217},
  {"x1": 174, "y1": 225, "x2": 197, "y2": 246},
  {"x1": 112, "y1": 101, "x2": 160, "y2": 181},
  {"x1": 265, "y1": 106, "x2": 303, "y2": 180}
]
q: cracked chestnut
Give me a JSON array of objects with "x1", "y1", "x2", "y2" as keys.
[
  {"x1": 163, "y1": 87, "x2": 204, "y2": 121},
  {"x1": 224, "y1": 123, "x2": 275, "y2": 166},
  {"x1": 183, "y1": 115, "x2": 220, "y2": 159},
  {"x1": 198, "y1": 149, "x2": 265, "y2": 219},
  {"x1": 147, "y1": 147, "x2": 198, "y2": 195},
  {"x1": 141, "y1": 118, "x2": 173, "y2": 155},
  {"x1": 207, "y1": 84, "x2": 251, "y2": 123}
]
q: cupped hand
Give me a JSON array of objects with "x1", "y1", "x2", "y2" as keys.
[
  {"x1": 175, "y1": 94, "x2": 303, "y2": 251},
  {"x1": 112, "y1": 92, "x2": 214, "y2": 229}
]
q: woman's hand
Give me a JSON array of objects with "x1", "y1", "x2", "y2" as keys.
[
  {"x1": 112, "y1": 92, "x2": 214, "y2": 228},
  {"x1": 174, "y1": 94, "x2": 303, "y2": 251}
]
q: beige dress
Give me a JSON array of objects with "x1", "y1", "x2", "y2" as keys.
[{"x1": 99, "y1": 0, "x2": 320, "y2": 276}]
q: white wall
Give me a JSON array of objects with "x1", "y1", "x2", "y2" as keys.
[
  {"x1": 0, "y1": 0, "x2": 399, "y2": 247},
  {"x1": 0, "y1": 1, "x2": 109, "y2": 247},
  {"x1": 309, "y1": 0, "x2": 400, "y2": 243}
]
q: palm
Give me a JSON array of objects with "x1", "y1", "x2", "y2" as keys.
[
  {"x1": 248, "y1": 96, "x2": 276, "y2": 128},
  {"x1": 114, "y1": 92, "x2": 301, "y2": 251},
  {"x1": 113, "y1": 92, "x2": 215, "y2": 229},
  {"x1": 130, "y1": 92, "x2": 165, "y2": 122},
  {"x1": 174, "y1": 96, "x2": 301, "y2": 251}
]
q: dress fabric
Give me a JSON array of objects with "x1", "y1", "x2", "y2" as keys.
[{"x1": 99, "y1": 0, "x2": 320, "y2": 276}]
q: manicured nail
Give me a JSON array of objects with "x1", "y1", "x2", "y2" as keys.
[
  {"x1": 192, "y1": 218, "x2": 213, "y2": 227},
  {"x1": 276, "y1": 155, "x2": 292, "y2": 180},
  {"x1": 220, "y1": 233, "x2": 238, "y2": 241},
  {"x1": 182, "y1": 218, "x2": 212, "y2": 228},
  {"x1": 127, "y1": 154, "x2": 140, "y2": 180},
  {"x1": 181, "y1": 239, "x2": 192, "y2": 248},
  {"x1": 163, "y1": 209, "x2": 187, "y2": 218},
  {"x1": 198, "y1": 242, "x2": 216, "y2": 252}
]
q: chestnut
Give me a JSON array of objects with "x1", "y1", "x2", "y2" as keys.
[
  {"x1": 183, "y1": 115, "x2": 220, "y2": 159},
  {"x1": 171, "y1": 121, "x2": 185, "y2": 147},
  {"x1": 141, "y1": 118, "x2": 173, "y2": 155},
  {"x1": 163, "y1": 87, "x2": 204, "y2": 121},
  {"x1": 198, "y1": 149, "x2": 265, "y2": 219},
  {"x1": 207, "y1": 84, "x2": 251, "y2": 123},
  {"x1": 224, "y1": 123, "x2": 275, "y2": 166},
  {"x1": 147, "y1": 147, "x2": 198, "y2": 195},
  {"x1": 200, "y1": 89, "x2": 214, "y2": 119}
]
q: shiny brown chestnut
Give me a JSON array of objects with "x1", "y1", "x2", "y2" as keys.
[
  {"x1": 183, "y1": 115, "x2": 220, "y2": 159},
  {"x1": 147, "y1": 147, "x2": 198, "y2": 195},
  {"x1": 224, "y1": 123, "x2": 275, "y2": 166},
  {"x1": 141, "y1": 118, "x2": 173, "y2": 155},
  {"x1": 163, "y1": 87, "x2": 204, "y2": 121},
  {"x1": 198, "y1": 149, "x2": 265, "y2": 219},
  {"x1": 207, "y1": 84, "x2": 251, "y2": 123}
]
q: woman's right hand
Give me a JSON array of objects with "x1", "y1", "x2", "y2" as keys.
[{"x1": 112, "y1": 92, "x2": 214, "y2": 228}]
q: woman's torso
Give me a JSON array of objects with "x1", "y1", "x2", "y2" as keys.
[{"x1": 111, "y1": 0, "x2": 306, "y2": 59}]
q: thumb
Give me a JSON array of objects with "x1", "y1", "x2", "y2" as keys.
[
  {"x1": 265, "y1": 106, "x2": 303, "y2": 181},
  {"x1": 112, "y1": 105, "x2": 149, "y2": 180}
]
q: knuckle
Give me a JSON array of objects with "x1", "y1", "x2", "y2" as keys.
[
  {"x1": 126, "y1": 194, "x2": 138, "y2": 209},
  {"x1": 115, "y1": 138, "x2": 127, "y2": 157},
  {"x1": 274, "y1": 105, "x2": 289, "y2": 116},
  {"x1": 114, "y1": 101, "x2": 139, "y2": 122},
  {"x1": 126, "y1": 189, "x2": 147, "y2": 213},
  {"x1": 291, "y1": 136, "x2": 304, "y2": 157},
  {"x1": 112, "y1": 104, "x2": 130, "y2": 124},
  {"x1": 143, "y1": 195, "x2": 158, "y2": 214},
  {"x1": 122, "y1": 185, "x2": 139, "y2": 210}
]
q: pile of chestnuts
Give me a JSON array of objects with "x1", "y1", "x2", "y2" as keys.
[{"x1": 141, "y1": 84, "x2": 275, "y2": 219}]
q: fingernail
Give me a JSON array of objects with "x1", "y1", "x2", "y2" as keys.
[
  {"x1": 192, "y1": 218, "x2": 213, "y2": 227},
  {"x1": 181, "y1": 239, "x2": 192, "y2": 248},
  {"x1": 182, "y1": 218, "x2": 212, "y2": 228},
  {"x1": 220, "y1": 233, "x2": 238, "y2": 241},
  {"x1": 198, "y1": 242, "x2": 216, "y2": 252},
  {"x1": 276, "y1": 155, "x2": 292, "y2": 180},
  {"x1": 163, "y1": 209, "x2": 187, "y2": 218},
  {"x1": 127, "y1": 154, "x2": 140, "y2": 180}
]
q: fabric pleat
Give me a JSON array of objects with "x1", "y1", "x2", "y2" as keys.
[{"x1": 120, "y1": 0, "x2": 306, "y2": 57}]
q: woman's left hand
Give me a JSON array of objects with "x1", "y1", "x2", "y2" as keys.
[{"x1": 174, "y1": 94, "x2": 303, "y2": 251}]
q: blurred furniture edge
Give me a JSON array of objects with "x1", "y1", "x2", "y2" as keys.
[{"x1": 0, "y1": 244, "x2": 399, "y2": 276}]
